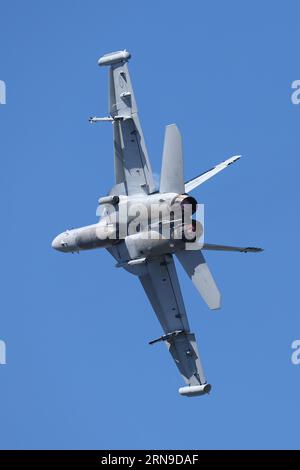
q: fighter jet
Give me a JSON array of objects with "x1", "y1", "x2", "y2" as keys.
[{"x1": 52, "y1": 50, "x2": 262, "y2": 397}]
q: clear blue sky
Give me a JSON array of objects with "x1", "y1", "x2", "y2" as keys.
[{"x1": 0, "y1": 0, "x2": 299, "y2": 450}]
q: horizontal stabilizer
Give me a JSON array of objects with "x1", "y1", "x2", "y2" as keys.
[
  {"x1": 176, "y1": 250, "x2": 221, "y2": 310},
  {"x1": 202, "y1": 244, "x2": 263, "y2": 253},
  {"x1": 185, "y1": 155, "x2": 241, "y2": 193}
]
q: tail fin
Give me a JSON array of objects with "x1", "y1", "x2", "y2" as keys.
[
  {"x1": 160, "y1": 124, "x2": 185, "y2": 194},
  {"x1": 176, "y1": 250, "x2": 221, "y2": 310}
]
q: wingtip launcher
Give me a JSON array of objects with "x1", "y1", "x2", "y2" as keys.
[
  {"x1": 179, "y1": 384, "x2": 212, "y2": 397},
  {"x1": 98, "y1": 50, "x2": 131, "y2": 67}
]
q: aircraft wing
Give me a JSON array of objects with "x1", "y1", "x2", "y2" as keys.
[
  {"x1": 99, "y1": 51, "x2": 156, "y2": 196},
  {"x1": 139, "y1": 254, "x2": 209, "y2": 389},
  {"x1": 106, "y1": 244, "x2": 211, "y2": 395}
]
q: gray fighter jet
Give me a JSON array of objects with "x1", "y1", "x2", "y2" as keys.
[{"x1": 52, "y1": 50, "x2": 262, "y2": 397}]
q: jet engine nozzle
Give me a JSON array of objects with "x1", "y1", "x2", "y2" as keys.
[{"x1": 172, "y1": 195, "x2": 198, "y2": 215}]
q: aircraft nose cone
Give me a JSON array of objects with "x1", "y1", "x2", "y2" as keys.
[
  {"x1": 51, "y1": 232, "x2": 72, "y2": 252},
  {"x1": 51, "y1": 235, "x2": 61, "y2": 251}
]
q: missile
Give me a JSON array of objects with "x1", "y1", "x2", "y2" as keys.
[{"x1": 89, "y1": 116, "x2": 113, "y2": 123}]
